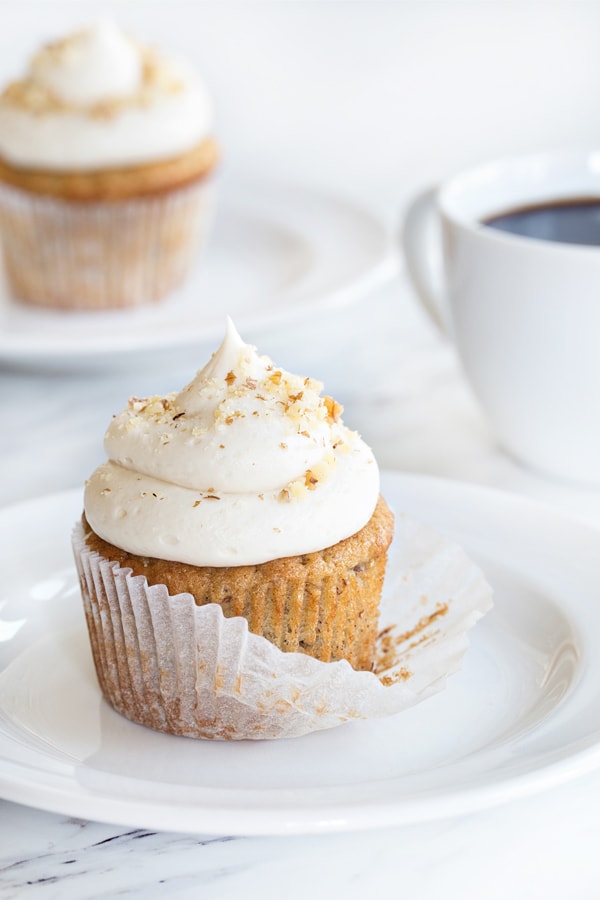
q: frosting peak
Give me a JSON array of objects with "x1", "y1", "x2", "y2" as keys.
[
  {"x1": 30, "y1": 23, "x2": 142, "y2": 105},
  {"x1": 84, "y1": 321, "x2": 379, "y2": 566}
]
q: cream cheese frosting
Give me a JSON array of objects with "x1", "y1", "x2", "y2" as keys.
[
  {"x1": 84, "y1": 319, "x2": 380, "y2": 566},
  {"x1": 0, "y1": 23, "x2": 212, "y2": 170}
]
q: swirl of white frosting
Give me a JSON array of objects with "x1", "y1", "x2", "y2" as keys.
[
  {"x1": 0, "y1": 23, "x2": 212, "y2": 170},
  {"x1": 84, "y1": 320, "x2": 380, "y2": 566}
]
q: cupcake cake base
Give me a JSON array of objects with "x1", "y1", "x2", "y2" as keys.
[{"x1": 72, "y1": 499, "x2": 492, "y2": 742}]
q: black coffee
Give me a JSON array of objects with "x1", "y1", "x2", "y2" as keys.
[{"x1": 483, "y1": 198, "x2": 600, "y2": 246}]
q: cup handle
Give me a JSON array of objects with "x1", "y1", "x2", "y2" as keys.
[{"x1": 402, "y1": 187, "x2": 449, "y2": 333}]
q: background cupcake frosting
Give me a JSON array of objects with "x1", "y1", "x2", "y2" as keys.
[{"x1": 0, "y1": 21, "x2": 213, "y2": 170}]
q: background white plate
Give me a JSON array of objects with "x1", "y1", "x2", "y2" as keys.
[
  {"x1": 0, "y1": 180, "x2": 397, "y2": 370},
  {"x1": 0, "y1": 472, "x2": 599, "y2": 836}
]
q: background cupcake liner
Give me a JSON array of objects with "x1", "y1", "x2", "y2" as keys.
[
  {"x1": 72, "y1": 514, "x2": 493, "y2": 741},
  {"x1": 0, "y1": 179, "x2": 214, "y2": 310}
]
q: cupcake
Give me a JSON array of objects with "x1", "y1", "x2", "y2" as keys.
[
  {"x1": 72, "y1": 319, "x2": 395, "y2": 739},
  {"x1": 0, "y1": 23, "x2": 218, "y2": 310}
]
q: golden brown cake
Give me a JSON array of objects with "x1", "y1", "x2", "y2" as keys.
[
  {"x1": 80, "y1": 494, "x2": 393, "y2": 673},
  {"x1": 0, "y1": 24, "x2": 218, "y2": 310}
]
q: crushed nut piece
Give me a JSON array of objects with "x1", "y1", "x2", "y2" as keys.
[
  {"x1": 304, "y1": 470, "x2": 318, "y2": 490},
  {"x1": 324, "y1": 395, "x2": 343, "y2": 423}
]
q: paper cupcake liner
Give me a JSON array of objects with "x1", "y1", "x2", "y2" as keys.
[
  {"x1": 0, "y1": 179, "x2": 214, "y2": 310},
  {"x1": 72, "y1": 515, "x2": 493, "y2": 741}
]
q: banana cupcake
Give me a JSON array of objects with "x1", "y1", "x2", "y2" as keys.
[
  {"x1": 0, "y1": 23, "x2": 218, "y2": 310},
  {"x1": 72, "y1": 320, "x2": 394, "y2": 739}
]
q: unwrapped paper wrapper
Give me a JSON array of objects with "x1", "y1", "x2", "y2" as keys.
[{"x1": 72, "y1": 514, "x2": 493, "y2": 741}]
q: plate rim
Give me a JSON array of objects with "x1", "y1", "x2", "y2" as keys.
[
  {"x1": 1, "y1": 472, "x2": 600, "y2": 835},
  {"x1": 0, "y1": 179, "x2": 398, "y2": 367}
]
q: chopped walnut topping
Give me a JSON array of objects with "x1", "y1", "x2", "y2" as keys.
[
  {"x1": 304, "y1": 470, "x2": 318, "y2": 490},
  {"x1": 245, "y1": 377, "x2": 258, "y2": 390},
  {"x1": 193, "y1": 500, "x2": 201, "y2": 508},
  {"x1": 268, "y1": 371, "x2": 282, "y2": 386},
  {"x1": 279, "y1": 442, "x2": 288, "y2": 450},
  {"x1": 126, "y1": 394, "x2": 175, "y2": 421},
  {"x1": 324, "y1": 395, "x2": 343, "y2": 423},
  {"x1": 278, "y1": 488, "x2": 291, "y2": 503},
  {"x1": 225, "y1": 371, "x2": 236, "y2": 386}
]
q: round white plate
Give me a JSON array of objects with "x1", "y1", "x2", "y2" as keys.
[
  {"x1": 1, "y1": 472, "x2": 599, "y2": 835},
  {"x1": 0, "y1": 180, "x2": 397, "y2": 370}
]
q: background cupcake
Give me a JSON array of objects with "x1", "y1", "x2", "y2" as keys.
[{"x1": 0, "y1": 22, "x2": 218, "y2": 310}]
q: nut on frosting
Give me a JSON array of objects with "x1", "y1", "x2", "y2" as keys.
[{"x1": 84, "y1": 319, "x2": 380, "y2": 566}]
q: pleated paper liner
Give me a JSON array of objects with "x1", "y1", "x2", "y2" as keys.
[
  {"x1": 72, "y1": 514, "x2": 493, "y2": 740},
  {"x1": 0, "y1": 178, "x2": 214, "y2": 310}
]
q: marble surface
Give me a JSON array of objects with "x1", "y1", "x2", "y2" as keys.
[{"x1": 2, "y1": 266, "x2": 600, "y2": 898}]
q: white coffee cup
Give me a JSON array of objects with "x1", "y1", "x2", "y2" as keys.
[{"x1": 402, "y1": 149, "x2": 600, "y2": 487}]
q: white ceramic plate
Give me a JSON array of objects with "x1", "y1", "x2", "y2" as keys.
[
  {"x1": 0, "y1": 180, "x2": 397, "y2": 370},
  {"x1": 1, "y1": 472, "x2": 599, "y2": 836}
]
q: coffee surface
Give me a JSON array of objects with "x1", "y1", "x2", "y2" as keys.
[{"x1": 483, "y1": 198, "x2": 600, "y2": 246}]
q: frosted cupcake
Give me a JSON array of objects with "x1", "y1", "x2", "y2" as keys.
[
  {"x1": 0, "y1": 23, "x2": 218, "y2": 310},
  {"x1": 72, "y1": 320, "x2": 394, "y2": 738}
]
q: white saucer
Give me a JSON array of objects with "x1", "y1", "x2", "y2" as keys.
[
  {"x1": 1, "y1": 472, "x2": 599, "y2": 835},
  {"x1": 0, "y1": 180, "x2": 397, "y2": 370}
]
